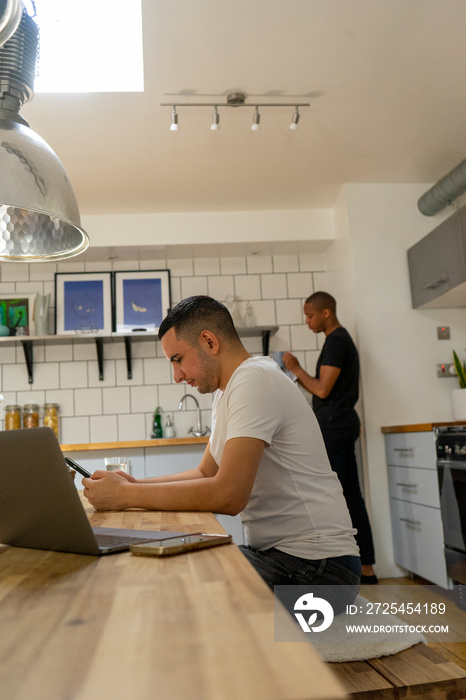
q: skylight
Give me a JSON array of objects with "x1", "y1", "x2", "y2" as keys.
[{"x1": 33, "y1": 0, "x2": 144, "y2": 93}]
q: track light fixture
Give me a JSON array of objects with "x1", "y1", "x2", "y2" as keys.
[
  {"x1": 289, "y1": 106, "x2": 300, "y2": 130},
  {"x1": 162, "y1": 92, "x2": 310, "y2": 131},
  {"x1": 170, "y1": 106, "x2": 179, "y2": 131},
  {"x1": 210, "y1": 105, "x2": 220, "y2": 131},
  {"x1": 251, "y1": 106, "x2": 260, "y2": 131}
]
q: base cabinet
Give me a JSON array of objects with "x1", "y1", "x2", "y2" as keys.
[
  {"x1": 389, "y1": 499, "x2": 451, "y2": 587},
  {"x1": 384, "y1": 431, "x2": 453, "y2": 589}
]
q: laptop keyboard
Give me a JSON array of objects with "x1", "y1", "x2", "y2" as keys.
[{"x1": 95, "y1": 533, "x2": 156, "y2": 548}]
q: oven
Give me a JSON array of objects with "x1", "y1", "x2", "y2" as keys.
[{"x1": 436, "y1": 426, "x2": 466, "y2": 608}]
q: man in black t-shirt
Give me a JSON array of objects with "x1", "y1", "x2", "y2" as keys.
[{"x1": 283, "y1": 291, "x2": 377, "y2": 584}]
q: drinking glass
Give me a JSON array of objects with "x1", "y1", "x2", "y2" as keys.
[{"x1": 104, "y1": 456, "x2": 130, "y2": 473}]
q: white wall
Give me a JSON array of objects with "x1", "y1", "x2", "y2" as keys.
[
  {"x1": 81, "y1": 209, "x2": 334, "y2": 248},
  {"x1": 342, "y1": 183, "x2": 466, "y2": 576}
]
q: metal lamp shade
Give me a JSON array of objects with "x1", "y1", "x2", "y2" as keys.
[
  {"x1": 0, "y1": 6, "x2": 89, "y2": 262},
  {"x1": 0, "y1": 114, "x2": 89, "y2": 261}
]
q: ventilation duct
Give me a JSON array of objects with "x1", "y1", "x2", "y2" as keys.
[
  {"x1": 0, "y1": 3, "x2": 89, "y2": 262},
  {"x1": 418, "y1": 159, "x2": 466, "y2": 217},
  {"x1": 0, "y1": 0, "x2": 23, "y2": 46}
]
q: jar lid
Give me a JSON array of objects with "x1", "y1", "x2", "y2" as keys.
[
  {"x1": 23, "y1": 404, "x2": 39, "y2": 410},
  {"x1": 5, "y1": 404, "x2": 20, "y2": 410},
  {"x1": 44, "y1": 403, "x2": 59, "y2": 408}
]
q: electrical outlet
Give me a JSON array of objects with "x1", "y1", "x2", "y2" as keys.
[
  {"x1": 437, "y1": 326, "x2": 451, "y2": 340},
  {"x1": 437, "y1": 363, "x2": 456, "y2": 378}
]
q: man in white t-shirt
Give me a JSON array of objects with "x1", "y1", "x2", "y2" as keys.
[{"x1": 84, "y1": 296, "x2": 361, "y2": 605}]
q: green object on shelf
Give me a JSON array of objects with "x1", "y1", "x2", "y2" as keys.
[{"x1": 151, "y1": 406, "x2": 163, "y2": 438}]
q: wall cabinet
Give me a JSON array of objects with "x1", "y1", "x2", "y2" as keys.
[
  {"x1": 407, "y1": 203, "x2": 466, "y2": 308},
  {"x1": 384, "y1": 431, "x2": 453, "y2": 588}
]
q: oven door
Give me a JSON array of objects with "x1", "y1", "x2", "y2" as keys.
[{"x1": 437, "y1": 459, "x2": 466, "y2": 583}]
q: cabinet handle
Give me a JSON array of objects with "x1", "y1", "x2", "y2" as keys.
[
  {"x1": 396, "y1": 482, "x2": 418, "y2": 488},
  {"x1": 400, "y1": 517, "x2": 422, "y2": 526},
  {"x1": 393, "y1": 448, "x2": 414, "y2": 456},
  {"x1": 424, "y1": 277, "x2": 448, "y2": 290}
]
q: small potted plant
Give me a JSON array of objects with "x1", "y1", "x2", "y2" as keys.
[{"x1": 451, "y1": 350, "x2": 466, "y2": 420}]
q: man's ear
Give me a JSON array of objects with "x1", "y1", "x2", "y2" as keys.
[{"x1": 199, "y1": 330, "x2": 220, "y2": 354}]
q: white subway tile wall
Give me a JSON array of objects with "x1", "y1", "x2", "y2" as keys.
[{"x1": 0, "y1": 253, "x2": 326, "y2": 443}]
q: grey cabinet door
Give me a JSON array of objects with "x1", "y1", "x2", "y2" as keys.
[{"x1": 407, "y1": 206, "x2": 466, "y2": 308}]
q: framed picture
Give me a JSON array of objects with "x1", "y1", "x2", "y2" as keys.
[
  {"x1": 113, "y1": 270, "x2": 171, "y2": 333},
  {"x1": 55, "y1": 272, "x2": 113, "y2": 336},
  {"x1": 0, "y1": 293, "x2": 36, "y2": 337}
]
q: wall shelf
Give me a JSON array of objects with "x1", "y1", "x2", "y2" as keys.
[{"x1": 0, "y1": 326, "x2": 278, "y2": 384}]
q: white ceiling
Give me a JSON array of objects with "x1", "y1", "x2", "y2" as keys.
[{"x1": 20, "y1": 0, "x2": 466, "y2": 217}]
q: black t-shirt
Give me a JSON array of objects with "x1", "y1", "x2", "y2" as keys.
[{"x1": 312, "y1": 327, "x2": 360, "y2": 429}]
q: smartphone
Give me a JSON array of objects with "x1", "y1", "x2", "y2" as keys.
[
  {"x1": 130, "y1": 533, "x2": 232, "y2": 557},
  {"x1": 65, "y1": 457, "x2": 92, "y2": 479}
]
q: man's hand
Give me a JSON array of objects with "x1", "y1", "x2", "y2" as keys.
[
  {"x1": 282, "y1": 351, "x2": 301, "y2": 375},
  {"x1": 83, "y1": 470, "x2": 133, "y2": 510}
]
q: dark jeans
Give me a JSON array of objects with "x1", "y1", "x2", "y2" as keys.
[
  {"x1": 239, "y1": 545, "x2": 361, "y2": 615},
  {"x1": 320, "y1": 425, "x2": 375, "y2": 565}
]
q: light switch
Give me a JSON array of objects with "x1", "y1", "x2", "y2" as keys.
[{"x1": 437, "y1": 326, "x2": 451, "y2": 340}]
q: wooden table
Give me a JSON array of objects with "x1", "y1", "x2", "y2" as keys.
[{"x1": 0, "y1": 496, "x2": 347, "y2": 700}]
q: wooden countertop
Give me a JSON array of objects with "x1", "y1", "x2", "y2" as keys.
[
  {"x1": 61, "y1": 436, "x2": 210, "y2": 452},
  {"x1": 381, "y1": 421, "x2": 466, "y2": 434},
  {"x1": 0, "y1": 495, "x2": 347, "y2": 700}
]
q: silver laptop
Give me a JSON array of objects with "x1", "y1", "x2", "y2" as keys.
[{"x1": 0, "y1": 427, "x2": 188, "y2": 555}]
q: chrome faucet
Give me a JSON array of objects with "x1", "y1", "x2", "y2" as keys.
[{"x1": 178, "y1": 394, "x2": 210, "y2": 437}]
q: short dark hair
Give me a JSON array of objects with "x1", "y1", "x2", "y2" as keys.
[
  {"x1": 305, "y1": 291, "x2": 336, "y2": 313},
  {"x1": 158, "y1": 295, "x2": 242, "y2": 346}
]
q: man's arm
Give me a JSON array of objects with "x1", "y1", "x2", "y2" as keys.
[
  {"x1": 101, "y1": 443, "x2": 218, "y2": 485},
  {"x1": 282, "y1": 352, "x2": 341, "y2": 398},
  {"x1": 83, "y1": 437, "x2": 265, "y2": 513},
  {"x1": 140, "y1": 443, "x2": 219, "y2": 483}
]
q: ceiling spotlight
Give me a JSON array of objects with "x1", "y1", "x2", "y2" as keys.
[
  {"x1": 161, "y1": 93, "x2": 311, "y2": 133},
  {"x1": 210, "y1": 105, "x2": 220, "y2": 131},
  {"x1": 289, "y1": 106, "x2": 300, "y2": 130},
  {"x1": 251, "y1": 107, "x2": 260, "y2": 131},
  {"x1": 170, "y1": 106, "x2": 179, "y2": 131}
]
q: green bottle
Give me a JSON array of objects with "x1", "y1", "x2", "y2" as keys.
[{"x1": 151, "y1": 406, "x2": 163, "y2": 438}]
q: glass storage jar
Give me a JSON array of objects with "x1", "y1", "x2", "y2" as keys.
[
  {"x1": 43, "y1": 403, "x2": 59, "y2": 440},
  {"x1": 5, "y1": 405, "x2": 21, "y2": 430},
  {"x1": 23, "y1": 403, "x2": 39, "y2": 429}
]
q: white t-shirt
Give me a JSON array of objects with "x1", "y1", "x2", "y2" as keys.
[{"x1": 209, "y1": 356, "x2": 359, "y2": 560}]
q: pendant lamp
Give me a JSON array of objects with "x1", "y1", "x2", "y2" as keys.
[{"x1": 0, "y1": 2, "x2": 89, "y2": 262}]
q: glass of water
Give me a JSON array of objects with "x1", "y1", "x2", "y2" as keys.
[{"x1": 104, "y1": 456, "x2": 130, "y2": 473}]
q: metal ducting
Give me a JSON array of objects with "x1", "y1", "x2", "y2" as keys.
[
  {"x1": 0, "y1": 0, "x2": 23, "y2": 46},
  {"x1": 0, "y1": 3, "x2": 89, "y2": 262},
  {"x1": 418, "y1": 159, "x2": 466, "y2": 217}
]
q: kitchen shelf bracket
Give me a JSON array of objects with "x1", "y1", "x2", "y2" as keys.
[
  {"x1": 21, "y1": 340, "x2": 33, "y2": 384},
  {"x1": 236, "y1": 326, "x2": 278, "y2": 356},
  {"x1": 95, "y1": 338, "x2": 104, "y2": 381},
  {"x1": 261, "y1": 330, "x2": 271, "y2": 356},
  {"x1": 124, "y1": 336, "x2": 132, "y2": 380}
]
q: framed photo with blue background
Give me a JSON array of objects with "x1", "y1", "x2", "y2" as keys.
[
  {"x1": 113, "y1": 270, "x2": 171, "y2": 334},
  {"x1": 55, "y1": 272, "x2": 113, "y2": 336}
]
